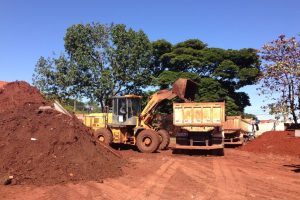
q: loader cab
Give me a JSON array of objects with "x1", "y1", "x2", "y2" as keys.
[{"x1": 111, "y1": 95, "x2": 142, "y2": 126}]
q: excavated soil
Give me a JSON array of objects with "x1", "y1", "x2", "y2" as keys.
[
  {"x1": 0, "y1": 81, "x2": 47, "y2": 113},
  {"x1": 0, "y1": 81, "x2": 8, "y2": 90},
  {"x1": 0, "y1": 81, "x2": 124, "y2": 185},
  {"x1": 241, "y1": 131, "x2": 300, "y2": 157}
]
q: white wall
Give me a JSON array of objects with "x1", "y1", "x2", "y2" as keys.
[{"x1": 255, "y1": 122, "x2": 284, "y2": 136}]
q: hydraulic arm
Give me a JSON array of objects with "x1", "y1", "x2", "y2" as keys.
[{"x1": 139, "y1": 79, "x2": 198, "y2": 128}]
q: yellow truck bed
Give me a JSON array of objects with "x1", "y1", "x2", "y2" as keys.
[
  {"x1": 173, "y1": 102, "x2": 225, "y2": 152},
  {"x1": 223, "y1": 116, "x2": 253, "y2": 145},
  {"x1": 223, "y1": 116, "x2": 252, "y2": 133},
  {"x1": 173, "y1": 102, "x2": 225, "y2": 127}
]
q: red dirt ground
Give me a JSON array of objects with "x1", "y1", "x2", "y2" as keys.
[
  {"x1": 0, "y1": 148, "x2": 299, "y2": 200},
  {"x1": 240, "y1": 131, "x2": 300, "y2": 157},
  {"x1": 0, "y1": 81, "x2": 124, "y2": 185}
]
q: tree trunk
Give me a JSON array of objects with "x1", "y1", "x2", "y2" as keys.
[
  {"x1": 298, "y1": 85, "x2": 300, "y2": 110},
  {"x1": 291, "y1": 107, "x2": 298, "y2": 124},
  {"x1": 290, "y1": 99, "x2": 298, "y2": 124},
  {"x1": 99, "y1": 99, "x2": 104, "y2": 112},
  {"x1": 290, "y1": 81, "x2": 298, "y2": 124},
  {"x1": 73, "y1": 99, "x2": 77, "y2": 112}
]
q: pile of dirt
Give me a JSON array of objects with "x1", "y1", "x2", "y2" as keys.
[
  {"x1": 240, "y1": 131, "x2": 300, "y2": 157},
  {"x1": 0, "y1": 81, "x2": 47, "y2": 113},
  {"x1": 0, "y1": 81, "x2": 124, "y2": 185},
  {"x1": 0, "y1": 81, "x2": 8, "y2": 89}
]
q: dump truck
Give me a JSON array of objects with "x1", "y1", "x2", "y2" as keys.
[
  {"x1": 83, "y1": 78, "x2": 198, "y2": 153},
  {"x1": 173, "y1": 102, "x2": 225, "y2": 155},
  {"x1": 223, "y1": 116, "x2": 253, "y2": 145}
]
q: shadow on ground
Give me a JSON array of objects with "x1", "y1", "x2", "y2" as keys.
[
  {"x1": 171, "y1": 148, "x2": 224, "y2": 157},
  {"x1": 111, "y1": 143, "x2": 161, "y2": 154},
  {"x1": 111, "y1": 143, "x2": 139, "y2": 151},
  {"x1": 224, "y1": 144, "x2": 243, "y2": 148},
  {"x1": 283, "y1": 164, "x2": 300, "y2": 173}
]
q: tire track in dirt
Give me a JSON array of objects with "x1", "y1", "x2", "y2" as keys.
[
  {"x1": 2, "y1": 149, "x2": 300, "y2": 200},
  {"x1": 177, "y1": 158, "x2": 217, "y2": 200},
  {"x1": 75, "y1": 157, "x2": 177, "y2": 200},
  {"x1": 85, "y1": 181, "x2": 127, "y2": 200},
  {"x1": 212, "y1": 157, "x2": 248, "y2": 200},
  {"x1": 43, "y1": 184, "x2": 100, "y2": 200},
  {"x1": 125, "y1": 158, "x2": 178, "y2": 200},
  {"x1": 43, "y1": 186, "x2": 73, "y2": 200},
  {"x1": 235, "y1": 164, "x2": 300, "y2": 200},
  {"x1": 225, "y1": 150, "x2": 300, "y2": 200},
  {"x1": 160, "y1": 168, "x2": 202, "y2": 200}
]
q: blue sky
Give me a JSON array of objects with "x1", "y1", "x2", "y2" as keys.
[{"x1": 1, "y1": 0, "x2": 299, "y2": 119}]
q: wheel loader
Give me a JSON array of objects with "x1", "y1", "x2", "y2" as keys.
[{"x1": 84, "y1": 78, "x2": 198, "y2": 153}]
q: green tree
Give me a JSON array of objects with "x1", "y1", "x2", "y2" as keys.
[
  {"x1": 33, "y1": 56, "x2": 80, "y2": 100},
  {"x1": 259, "y1": 34, "x2": 300, "y2": 123},
  {"x1": 152, "y1": 39, "x2": 260, "y2": 115},
  {"x1": 33, "y1": 23, "x2": 153, "y2": 110},
  {"x1": 151, "y1": 39, "x2": 172, "y2": 76},
  {"x1": 153, "y1": 70, "x2": 201, "y2": 89}
]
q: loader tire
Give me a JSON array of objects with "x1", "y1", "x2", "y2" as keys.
[
  {"x1": 158, "y1": 129, "x2": 170, "y2": 150},
  {"x1": 94, "y1": 128, "x2": 113, "y2": 146},
  {"x1": 136, "y1": 130, "x2": 160, "y2": 153}
]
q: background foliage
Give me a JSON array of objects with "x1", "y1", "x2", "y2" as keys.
[
  {"x1": 259, "y1": 34, "x2": 300, "y2": 123},
  {"x1": 33, "y1": 22, "x2": 261, "y2": 116}
]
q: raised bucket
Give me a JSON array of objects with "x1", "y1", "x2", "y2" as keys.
[{"x1": 172, "y1": 78, "x2": 198, "y2": 102}]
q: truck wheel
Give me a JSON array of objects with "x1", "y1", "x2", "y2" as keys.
[
  {"x1": 136, "y1": 130, "x2": 160, "y2": 153},
  {"x1": 158, "y1": 129, "x2": 170, "y2": 150},
  {"x1": 94, "y1": 128, "x2": 113, "y2": 145}
]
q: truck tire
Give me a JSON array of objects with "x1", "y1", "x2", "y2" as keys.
[
  {"x1": 94, "y1": 128, "x2": 113, "y2": 146},
  {"x1": 158, "y1": 129, "x2": 170, "y2": 150},
  {"x1": 136, "y1": 130, "x2": 160, "y2": 153}
]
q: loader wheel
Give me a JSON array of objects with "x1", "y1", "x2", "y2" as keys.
[
  {"x1": 94, "y1": 128, "x2": 113, "y2": 146},
  {"x1": 136, "y1": 130, "x2": 160, "y2": 153},
  {"x1": 158, "y1": 129, "x2": 170, "y2": 150}
]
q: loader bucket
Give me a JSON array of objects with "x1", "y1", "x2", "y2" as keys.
[{"x1": 172, "y1": 78, "x2": 198, "y2": 101}]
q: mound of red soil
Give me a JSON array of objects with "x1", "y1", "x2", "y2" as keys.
[
  {"x1": 0, "y1": 81, "x2": 124, "y2": 185},
  {"x1": 0, "y1": 81, "x2": 46, "y2": 113},
  {"x1": 0, "y1": 81, "x2": 8, "y2": 89},
  {"x1": 240, "y1": 131, "x2": 300, "y2": 157}
]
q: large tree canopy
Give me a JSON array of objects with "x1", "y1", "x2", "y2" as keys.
[
  {"x1": 152, "y1": 39, "x2": 260, "y2": 115},
  {"x1": 33, "y1": 24, "x2": 260, "y2": 115},
  {"x1": 259, "y1": 34, "x2": 300, "y2": 123},
  {"x1": 33, "y1": 23, "x2": 153, "y2": 109}
]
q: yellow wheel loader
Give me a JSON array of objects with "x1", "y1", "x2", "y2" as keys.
[{"x1": 84, "y1": 78, "x2": 198, "y2": 153}]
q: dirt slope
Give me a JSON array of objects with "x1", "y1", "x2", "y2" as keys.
[
  {"x1": 0, "y1": 81, "x2": 124, "y2": 185},
  {"x1": 241, "y1": 131, "x2": 300, "y2": 157}
]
